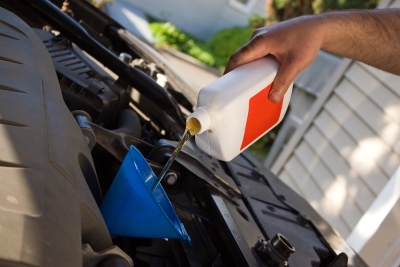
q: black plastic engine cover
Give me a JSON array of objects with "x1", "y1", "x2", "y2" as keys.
[
  {"x1": 226, "y1": 151, "x2": 367, "y2": 267},
  {"x1": 34, "y1": 29, "x2": 129, "y2": 127},
  {"x1": 0, "y1": 7, "x2": 112, "y2": 266}
]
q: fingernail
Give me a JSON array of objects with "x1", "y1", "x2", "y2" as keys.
[{"x1": 269, "y1": 90, "x2": 282, "y2": 103}]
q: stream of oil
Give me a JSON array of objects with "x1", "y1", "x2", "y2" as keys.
[{"x1": 151, "y1": 118, "x2": 201, "y2": 193}]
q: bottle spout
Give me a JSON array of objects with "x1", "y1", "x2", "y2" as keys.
[
  {"x1": 186, "y1": 117, "x2": 201, "y2": 135},
  {"x1": 187, "y1": 107, "x2": 212, "y2": 134}
]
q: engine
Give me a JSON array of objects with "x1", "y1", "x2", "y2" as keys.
[{"x1": 0, "y1": 0, "x2": 366, "y2": 266}]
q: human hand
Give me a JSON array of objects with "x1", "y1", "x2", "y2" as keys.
[{"x1": 224, "y1": 15, "x2": 326, "y2": 103}]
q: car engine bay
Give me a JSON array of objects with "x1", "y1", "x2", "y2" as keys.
[{"x1": 0, "y1": 0, "x2": 367, "y2": 266}]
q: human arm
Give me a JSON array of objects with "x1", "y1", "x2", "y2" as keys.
[{"x1": 224, "y1": 9, "x2": 400, "y2": 103}]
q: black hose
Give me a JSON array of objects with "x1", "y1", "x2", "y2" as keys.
[{"x1": 113, "y1": 109, "x2": 142, "y2": 138}]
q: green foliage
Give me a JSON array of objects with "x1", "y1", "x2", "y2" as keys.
[
  {"x1": 150, "y1": 22, "x2": 253, "y2": 70},
  {"x1": 321, "y1": 0, "x2": 379, "y2": 11},
  {"x1": 274, "y1": 0, "x2": 288, "y2": 10},
  {"x1": 208, "y1": 27, "x2": 253, "y2": 68},
  {"x1": 270, "y1": 0, "x2": 379, "y2": 20},
  {"x1": 249, "y1": 14, "x2": 267, "y2": 29},
  {"x1": 150, "y1": 22, "x2": 215, "y2": 66}
]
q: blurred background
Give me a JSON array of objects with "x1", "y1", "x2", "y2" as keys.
[{"x1": 90, "y1": 0, "x2": 400, "y2": 266}]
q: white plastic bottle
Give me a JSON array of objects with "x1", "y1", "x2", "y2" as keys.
[{"x1": 187, "y1": 56, "x2": 293, "y2": 161}]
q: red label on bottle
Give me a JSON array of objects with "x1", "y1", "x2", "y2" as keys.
[{"x1": 240, "y1": 83, "x2": 283, "y2": 150}]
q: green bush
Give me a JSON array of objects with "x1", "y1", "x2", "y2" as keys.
[
  {"x1": 208, "y1": 27, "x2": 253, "y2": 68},
  {"x1": 310, "y1": 0, "x2": 378, "y2": 14},
  {"x1": 249, "y1": 14, "x2": 267, "y2": 29},
  {"x1": 150, "y1": 22, "x2": 215, "y2": 66},
  {"x1": 149, "y1": 21, "x2": 253, "y2": 70},
  {"x1": 271, "y1": 0, "x2": 378, "y2": 20}
]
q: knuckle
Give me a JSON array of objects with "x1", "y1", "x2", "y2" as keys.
[
  {"x1": 252, "y1": 34, "x2": 266, "y2": 43},
  {"x1": 251, "y1": 29, "x2": 260, "y2": 38},
  {"x1": 228, "y1": 51, "x2": 242, "y2": 64}
]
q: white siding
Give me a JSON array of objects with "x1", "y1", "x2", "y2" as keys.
[
  {"x1": 271, "y1": 46, "x2": 400, "y2": 242},
  {"x1": 269, "y1": 0, "x2": 400, "y2": 264},
  {"x1": 390, "y1": 0, "x2": 400, "y2": 7}
]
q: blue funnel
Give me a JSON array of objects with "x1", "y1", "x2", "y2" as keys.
[{"x1": 100, "y1": 146, "x2": 191, "y2": 243}]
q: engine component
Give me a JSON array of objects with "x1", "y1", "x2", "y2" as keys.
[
  {"x1": 72, "y1": 112, "x2": 169, "y2": 175},
  {"x1": 82, "y1": 244, "x2": 133, "y2": 267},
  {"x1": 113, "y1": 109, "x2": 142, "y2": 138},
  {"x1": 328, "y1": 253, "x2": 349, "y2": 267},
  {"x1": 0, "y1": 7, "x2": 111, "y2": 266},
  {"x1": 23, "y1": 0, "x2": 186, "y2": 125},
  {"x1": 73, "y1": 107, "x2": 142, "y2": 146},
  {"x1": 254, "y1": 234, "x2": 295, "y2": 267},
  {"x1": 165, "y1": 172, "x2": 178, "y2": 185},
  {"x1": 131, "y1": 58, "x2": 160, "y2": 80},
  {"x1": 119, "y1": 52, "x2": 132, "y2": 64},
  {"x1": 73, "y1": 110, "x2": 97, "y2": 150},
  {"x1": 131, "y1": 58, "x2": 168, "y2": 88},
  {"x1": 226, "y1": 151, "x2": 364, "y2": 266},
  {"x1": 147, "y1": 139, "x2": 242, "y2": 205},
  {"x1": 34, "y1": 29, "x2": 129, "y2": 127},
  {"x1": 31, "y1": 0, "x2": 198, "y2": 107}
]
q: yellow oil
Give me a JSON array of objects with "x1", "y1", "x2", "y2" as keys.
[
  {"x1": 186, "y1": 117, "x2": 201, "y2": 135},
  {"x1": 151, "y1": 118, "x2": 200, "y2": 192}
]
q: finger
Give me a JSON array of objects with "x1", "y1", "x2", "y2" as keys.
[
  {"x1": 224, "y1": 34, "x2": 271, "y2": 74},
  {"x1": 269, "y1": 58, "x2": 300, "y2": 103}
]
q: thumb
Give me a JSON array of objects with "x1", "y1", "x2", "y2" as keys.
[{"x1": 269, "y1": 59, "x2": 299, "y2": 103}]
